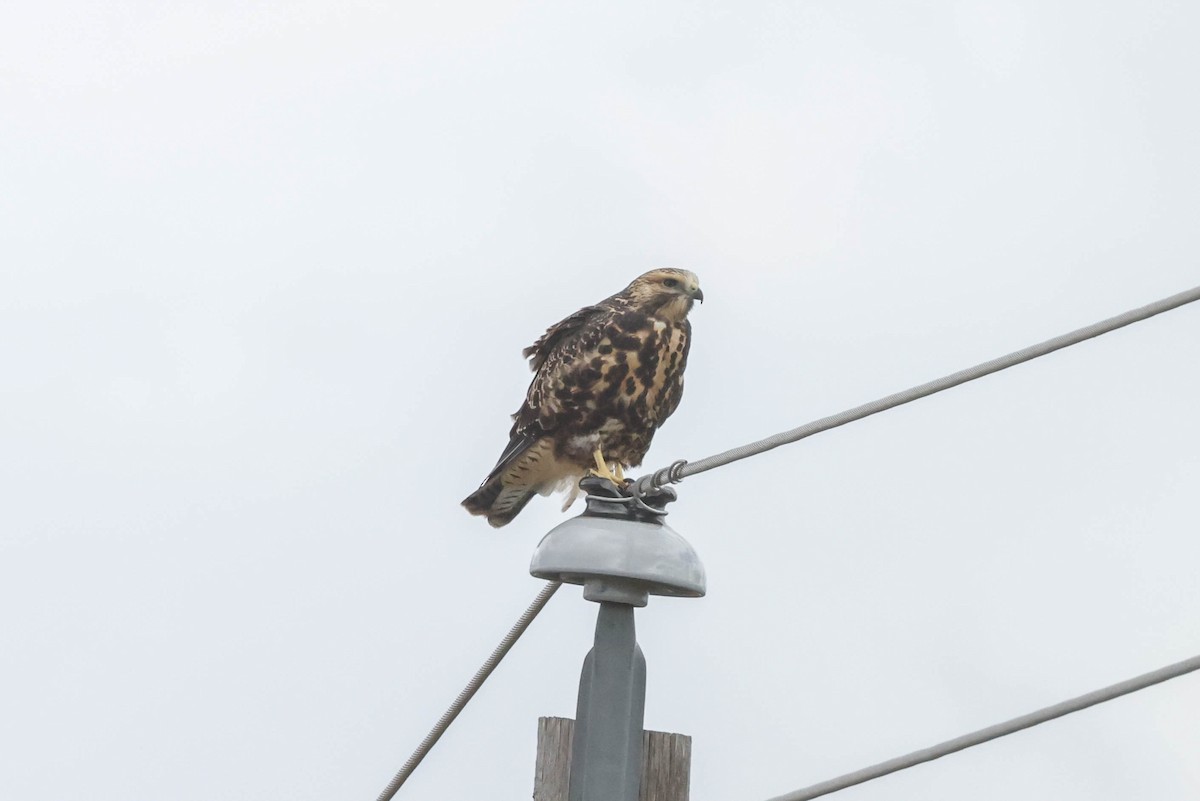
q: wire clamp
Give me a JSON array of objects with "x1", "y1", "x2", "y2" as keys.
[
  {"x1": 650, "y1": 458, "x2": 688, "y2": 487},
  {"x1": 580, "y1": 475, "x2": 678, "y2": 522}
]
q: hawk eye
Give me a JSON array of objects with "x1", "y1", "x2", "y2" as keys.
[{"x1": 663, "y1": 278, "x2": 678, "y2": 288}]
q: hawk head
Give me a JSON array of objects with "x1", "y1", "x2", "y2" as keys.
[{"x1": 624, "y1": 268, "x2": 704, "y2": 322}]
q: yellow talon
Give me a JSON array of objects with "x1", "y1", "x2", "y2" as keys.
[{"x1": 590, "y1": 448, "x2": 621, "y2": 484}]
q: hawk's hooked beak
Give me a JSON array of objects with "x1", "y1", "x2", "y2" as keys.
[{"x1": 691, "y1": 286, "x2": 705, "y2": 303}]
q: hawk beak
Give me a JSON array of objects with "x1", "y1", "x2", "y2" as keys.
[{"x1": 692, "y1": 287, "x2": 704, "y2": 303}]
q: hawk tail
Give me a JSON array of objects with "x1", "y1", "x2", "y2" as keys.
[
  {"x1": 461, "y1": 478, "x2": 538, "y2": 528},
  {"x1": 461, "y1": 435, "x2": 576, "y2": 528}
]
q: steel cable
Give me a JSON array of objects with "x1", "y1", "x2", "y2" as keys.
[
  {"x1": 374, "y1": 580, "x2": 562, "y2": 801},
  {"x1": 764, "y1": 652, "x2": 1200, "y2": 801},
  {"x1": 636, "y1": 284, "x2": 1200, "y2": 495}
]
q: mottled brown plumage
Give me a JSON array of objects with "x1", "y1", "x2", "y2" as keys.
[{"x1": 462, "y1": 268, "x2": 703, "y2": 527}]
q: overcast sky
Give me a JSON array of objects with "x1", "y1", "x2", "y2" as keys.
[{"x1": 3, "y1": 1, "x2": 1199, "y2": 800}]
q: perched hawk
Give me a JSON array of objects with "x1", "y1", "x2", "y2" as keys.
[{"x1": 462, "y1": 268, "x2": 703, "y2": 527}]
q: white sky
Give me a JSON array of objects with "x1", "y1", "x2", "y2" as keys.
[{"x1": 3, "y1": 1, "x2": 1199, "y2": 799}]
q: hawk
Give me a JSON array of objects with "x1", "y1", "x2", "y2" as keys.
[{"x1": 462, "y1": 268, "x2": 703, "y2": 527}]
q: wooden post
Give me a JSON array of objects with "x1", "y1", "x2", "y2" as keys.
[
  {"x1": 534, "y1": 716, "x2": 691, "y2": 801},
  {"x1": 534, "y1": 717, "x2": 574, "y2": 801}
]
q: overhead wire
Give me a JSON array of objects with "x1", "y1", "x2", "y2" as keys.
[
  {"x1": 764, "y1": 652, "x2": 1200, "y2": 801},
  {"x1": 374, "y1": 580, "x2": 562, "y2": 801},
  {"x1": 636, "y1": 284, "x2": 1200, "y2": 495}
]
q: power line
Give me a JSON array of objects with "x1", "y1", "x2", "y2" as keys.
[
  {"x1": 636, "y1": 284, "x2": 1200, "y2": 494},
  {"x1": 764, "y1": 652, "x2": 1200, "y2": 801},
  {"x1": 374, "y1": 580, "x2": 562, "y2": 801}
]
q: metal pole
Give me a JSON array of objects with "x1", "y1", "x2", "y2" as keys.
[{"x1": 569, "y1": 601, "x2": 647, "y2": 801}]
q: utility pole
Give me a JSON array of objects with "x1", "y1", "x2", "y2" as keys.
[{"x1": 529, "y1": 478, "x2": 705, "y2": 801}]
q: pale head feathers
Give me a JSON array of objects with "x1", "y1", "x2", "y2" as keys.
[{"x1": 623, "y1": 268, "x2": 703, "y2": 322}]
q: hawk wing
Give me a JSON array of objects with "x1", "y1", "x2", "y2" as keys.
[{"x1": 462, "y1": 303, "x2": 610, "y2": 527}]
